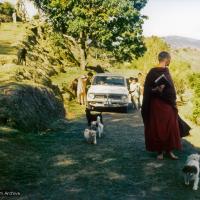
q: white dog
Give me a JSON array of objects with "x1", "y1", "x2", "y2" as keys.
[
  {"x1": 182, "y1": 154, "x2": 200, "y2": 190},
  {"x1": 96, "y1": 116, "x2": 104, "y2": 138},
  {"x1": 84, "y1": 129, "x2": 97, "y2": 144}
]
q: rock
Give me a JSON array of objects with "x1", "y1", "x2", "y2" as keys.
[{"x1": 0, "y1": 82, "x2": 66, "y2": 132}]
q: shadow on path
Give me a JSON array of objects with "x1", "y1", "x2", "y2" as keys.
[{"x1": 0, "y1": 111, "x2": 200, "y2": 200}]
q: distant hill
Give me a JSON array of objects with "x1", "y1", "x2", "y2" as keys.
[{"x1": 164, "y1": 36, "x2": 200, "y2": 50}]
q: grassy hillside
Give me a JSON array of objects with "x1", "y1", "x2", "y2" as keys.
[
  {"x1": 164, "y1": 36, "x2": 200, "y2": 50},
  {"x1": 173, "y1": 48, "x2": 200, "y2": 72},
  {"x1": 164, "y1": 36, "x2": 200, "y2": 72},
  {"x1": 0, "y1": 23, "x2": 26, "y2": 59},
  {"x1": 0, "y1": 23, "x2": 26, "y2": 82},
  {"x1": 0, "y1": 23, "x2": 65, "y2": 132}
]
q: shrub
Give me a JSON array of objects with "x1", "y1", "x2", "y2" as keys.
[
  {"x1": 33, "y1": 14, "x2": 40, "y2": 20},
  {"x1": 0, "y1": 2, "x2": 14, "y2": 16},
  {"x1": 170, "y1": 60, "x2": 191, "y2": 97},
  {"x1": 0, "y1": 14, "x2": 12, "y2": 22},
  {"x1": 0, "y1": 2, "x2": 14, "y2": 22},
  {"x1": 189, "y1": 73, "x2": 200, "y2": 125},
  {"x1": 131, "y1": 36, "x2": 170, "y2": 71}
]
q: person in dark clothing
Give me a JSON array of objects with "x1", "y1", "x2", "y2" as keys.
[
  {"x1": 141, "y1": 51, "x2": 181, "y2": 160},
  {"x1": 70, "y1": 78, "x2": 78, "y2": 97}
]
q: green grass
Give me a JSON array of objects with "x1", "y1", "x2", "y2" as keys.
[
  {"x1": 0, "y1": 22, "x2": 26, "y2": 55},
  {"x1": 173, "y1": 48, "x2": 200, "y2": 72},
  {"x1": 51, "y1": 67, "x2": 86, "y2": 88}
]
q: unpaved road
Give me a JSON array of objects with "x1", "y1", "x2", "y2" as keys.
[{"x1": 0, "y1": 110, "x2": 200, "y2": 200}]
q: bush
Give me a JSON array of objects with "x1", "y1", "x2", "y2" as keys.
[
  {"x1": 131, "y1": 36, "x2": 170, "y2": 71},
  {"x1": 189, "y1": 73, "x2": 200, "y2": 125},
  {"x1": 0, "y1": 2, "x2": 14, "y2": 22},
  {"x1": 170, "y1": 60, "x2": 191, "y2": 97},
  {"x1": 33, "y1": 14, "x2": 40, "y2": 20},
  {"x1": 0, "y1": 14, "x2": 12, "y2": 22},
  {"x1": 0, "y1": 2, "x2": 14, "y2": 16}
]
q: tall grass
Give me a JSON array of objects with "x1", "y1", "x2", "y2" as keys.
[{"x1": 189, "y1": 73, "x2": 200, "y2": 125}]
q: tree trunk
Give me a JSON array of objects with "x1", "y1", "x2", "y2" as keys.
[
  {"x1": 79, "y1": 31, "x2": 87, "y2": 70},
  {"x1": 80, "y1": 49, "x2": 87, "y2": 70},
  {"x1": 63, "y1": 33, "x2": 88, "y2": 70}
]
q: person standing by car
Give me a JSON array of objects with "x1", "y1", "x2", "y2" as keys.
[
  {"x1": 138, "y1": 72, "x2": 144, "y2": 107},
  {"x1": 77, "y1": 75, "x2": 87, "y2": 105},
  {"x1": 130, "y1": 78, "x2": 140, "y2": 110},
  {"x1": 141, "y1": 51, "x2": 181, "y2": 160}
]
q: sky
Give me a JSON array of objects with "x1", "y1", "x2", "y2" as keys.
[
  {"x1": 0, "y1": 0, "x2": 37, "y2": 17},
  {"x1": 142, "y1": 0, "x2": 200, "y2": 40},
  {"x1": 1, "y1": 0, "x2": 200, "y2": 40}
]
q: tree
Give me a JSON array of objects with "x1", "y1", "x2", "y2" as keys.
[
  {"x1": 0, "y1": 2, "x2": 14, "y2": 16},
  {"x1": 131, "y1": 36, "x2": 170, "y2": 71},
  {"x1": 32, "y1": 0, "x2": 147, "y2": 70},
  {"x1": 15, "y1": 0, "x2": 28, "y2": 21}
]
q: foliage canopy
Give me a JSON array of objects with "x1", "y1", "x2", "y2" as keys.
[
  {"x1": 0, "y1": 2, "x2": 14, "y2": 16},
  {"x1": 32, "y1": 0, "x2": 147, "y2": 69}
]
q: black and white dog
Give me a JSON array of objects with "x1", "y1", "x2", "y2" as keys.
[
  {"x1": 85, "y1": 108, "x2": 104, "y2": 138},
  {"x1": 85, "y1": 108, "x2": 103, "y2": 126},
  {"x1": 182, "y1": 154, "x2": 200, "y2": 190},
  {"x1": 90, "y1": 116, "x2": 104, "y2": 138}
]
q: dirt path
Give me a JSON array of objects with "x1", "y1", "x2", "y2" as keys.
[{"x1": 1, "y1": 110, "x2": 200, "y2": 200}]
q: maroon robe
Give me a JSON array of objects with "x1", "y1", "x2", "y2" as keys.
[{"x1": 141, "y1": 67, "x2": 181, "y2": 152}]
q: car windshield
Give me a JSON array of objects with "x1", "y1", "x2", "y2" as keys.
[{"x1": 92, "y1": 76, "x2": 125, "y2": 86}]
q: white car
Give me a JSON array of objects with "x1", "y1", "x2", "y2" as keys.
[{"x1": 87, "y1": 73, "x2": 129, "y2": 112}]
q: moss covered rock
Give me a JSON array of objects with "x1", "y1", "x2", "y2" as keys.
[{"x1": 0, "y1": 82, "x2": 65, "y2": 132}]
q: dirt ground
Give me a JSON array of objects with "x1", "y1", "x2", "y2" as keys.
[{"x1": 0, "y1": 108, "x2": 200, "y2": 200}]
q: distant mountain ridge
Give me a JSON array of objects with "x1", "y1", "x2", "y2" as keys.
[{"x1": 164, "y1": 36, "x2": 200, "y2": 50}]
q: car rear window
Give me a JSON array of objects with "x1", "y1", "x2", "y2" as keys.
[{"x1": 92, "y1": 76, "x2": 125, "y2": 86}]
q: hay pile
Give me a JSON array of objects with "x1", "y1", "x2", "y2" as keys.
[{"x1": 0, "y1": 82, "x2": 65, "y2": 132}]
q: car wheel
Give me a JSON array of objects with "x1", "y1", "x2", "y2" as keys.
[{"x1": 121, "y1": 106, "x2": 128, "y2": 113}]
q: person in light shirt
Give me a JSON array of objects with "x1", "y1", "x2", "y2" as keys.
[
  {"x1": 77, "y1": 75, "x2": 87, "y2": 105},
  {"x1": 130, "y1": 78, "x2": 140, "y2": 110}
]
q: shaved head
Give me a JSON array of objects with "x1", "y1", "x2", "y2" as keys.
[{"x1": 158, "y1": 51, "x2": 171, "y2": 62}]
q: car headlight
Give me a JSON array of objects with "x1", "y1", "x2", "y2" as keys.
[
  {"x1": 122, "y1": 95, "x2": 128, "y2": 101},
  {"x1": 88, "y1": 93, "x2": 95, "y2": 99}
]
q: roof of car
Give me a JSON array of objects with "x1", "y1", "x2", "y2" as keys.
[{"x1": 94, "y1": 73, "x2": 124, "y2": 77}]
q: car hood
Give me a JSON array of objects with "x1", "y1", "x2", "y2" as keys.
[{"x1": 88, "y1": 85, "x2": 128, "y2": 95}]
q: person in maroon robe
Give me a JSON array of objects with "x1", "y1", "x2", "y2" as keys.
[{"x1": 141, "y1": 51, "x2": 181, "y2": 160}]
